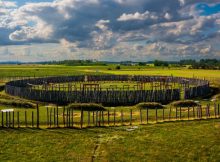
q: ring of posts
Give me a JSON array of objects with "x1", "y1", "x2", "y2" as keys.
[{"x1": 5, "y1": 75, "x2": 210, "y2": 105}]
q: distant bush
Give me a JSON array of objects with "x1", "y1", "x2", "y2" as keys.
[
  {"x1": 0, "y1": 85, "x2": 4, "y2": 91},
  {"x1": 115, "y1": 65, "x2": 121, "y2": 70},
  {"x1": 171, "y1": 100, "x2": 199, "y2": 107},
  {"x1": 136, "y1": 102, "x2": 164, "y2": 109},
  {"x1": 0, "y1": 99, "x2": 35, "y2": 108},
  {"x1": 67, "y1": 103, "x2": 106, "y2": 111}
]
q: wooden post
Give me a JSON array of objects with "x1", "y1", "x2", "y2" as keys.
[
  {"x1": 88, "y1": 111, "x2": 90, "y2": 127},
  {"x1": 71, "y1": 109, "x2": 73, "y2": 127},
  {"x1": 218, "y1": 104, "x2": 220, "y2": 118},
  {"x1": 102, "y1": 111, "x2": 104, "y2": 126},
  {"x1": 188, "y1": 107, "x2": 190, "y2": 120},
  {"x1": 93, "y1": 111, "x2": 95, "y2": 125},
  {"x1": 80, "y1": 109, "x2": 83, "y2": 129},
  {"x1": 47, "y1": 107, "x2": 49, "y2": 127},
  {"x1": 179, "y1": 107, "x2": 182, "y2": 120},
  {"x1": 57, "y1": 105, "x2": 59, "y2": 127},
  {"x1": 32, "y1": 111, "x2": 34, "y2": 127},
  {"x1": 12, "y1": 111, "x2": 14, "y2": 128},
  {"x1": 121, "y1": 110, "x2": 123, "y2": 125},
  {"x1": 169, "y1": 106, "x2": 171, "y2": 120},
  {"x1": 193, "y1": 106, "x2": 195, "y2": 118},
  {"x1": 24, "y1": 110, "x2": 28, "y2": 128},
  {"x1": 69, "y1": 109, "x2": 71, "y2": 127},
  {"x1": 107, "y1": 110, "x2": 110, "y2": 125},
  {"x1": 99, "y1": 111, "x2": 101, "y2": 127},
  {"x1": 63, "y1": 106, "x2": 65, "y2": 127},
  {"x1": 140, "y1": 109, "x2": 142, "y2": 124},
  {"x1": 114, "y1": 109, "x2": 116, "y2": 126},
  {"x1": 1, "y1": 112, "x2": 3, "y2": 127},
  {"x1": 6, "y1": 112, "x2": 8, "y2": 128},
  {"x1": 205, "y1": 105, "x2": 208, "y2": 118},
  {"x1": 155, "y1": 107, "x2": 158, "y2": 123},
  {"x1": 36, "y1": 104, "x2": 39, "y2": 128},
  {"x1": 66, "y1": 109, "x2": 69, "y2": 127},
  {"x1": 54, "y1": 108, "x2": 56, "y2": 127},
  {"x1": 96, "y1": 111, "x2": 98, "y2": 126},
  {"x1": 214, "y1": 103, "x2": 217, "y2": 118},
  {"x1": 146, "y1": 107, "x2": 149, "y2": 124},
  {"x1": 130, "y1": 109, "x2": 132, "y2": 125},
  {"x1": 9, "y1": 112, "x2": 11, "y2": 127},
  {"x1": 162, "y1": 107, "x2": 165, "y2": 121},
  {"x1": 175, "y1": 107, "x2": 178, "y2": 120},
  {"x1": 50, "y1": 109, "x2": 52, "y2": 128},
  {"x1": 200, "y1": 106, "x2": 203, "y2": 119},
  {"x1": 17, "y1": 111, "x2": 20, "y2": 128}
]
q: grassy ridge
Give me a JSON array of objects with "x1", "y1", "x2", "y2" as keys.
[{"x1": 0, "y1": 120, "x2": 220, "y2": 161}]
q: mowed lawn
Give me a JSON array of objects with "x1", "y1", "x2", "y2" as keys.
[{"x1": 0, "y1": 120, "x2": 220, "y2": 162}]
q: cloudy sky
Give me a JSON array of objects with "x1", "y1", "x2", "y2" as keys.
[{"x1": 0, "y1": 0, "x2": 220, "y2": 62}]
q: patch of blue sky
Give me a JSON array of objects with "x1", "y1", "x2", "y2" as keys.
[
  {"x1": 196, "y1": 3, "x2": 220, "y2": 16},
  {"x1": 15, "y1": 0, "x2": 54, "y2": 6}
]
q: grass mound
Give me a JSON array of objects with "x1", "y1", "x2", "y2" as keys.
[
  {"x1": 0, "y1": 98, "x2": 35, "y2": 108},
  {"x1": 67, "y1": 103, "x2": 106, "y2": 111},
  {"x1": 136, "y1": 102, "x2": 164, "y2": 109},
  {"x1": 0, "y1": 85, "x2": 4, "y2": 91},
  {"x1": 171, "y1": 100, "x2": 199, "y2": 107}
]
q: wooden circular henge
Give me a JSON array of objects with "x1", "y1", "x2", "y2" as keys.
[{"x1": 5, "y1": 75, "x2": 210, "y2": 106}]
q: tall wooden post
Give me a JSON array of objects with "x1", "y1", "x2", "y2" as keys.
[
  {"x1": 88, "y1": 111, "x2": 90, "y2": 127},
  {"x1": 12, "y1": 111, "x2": 15, "y2": 128},
  {"x1": 121, "y1": 110, "x2": 123, "y2": 126},
  {"x1": 63, "y1": 106, "x2": 65, "y2": 127},
  {"x1": 140, "y1": 109, "x2": 142, "y2": 124},
  {"x1": 107, "y1": 110, "x2": 110, "y2": 125},
  {"x1": 175, "y1": 107, "x2": 178, "y2": 120},
  {"x1": 37, "y1": 104, "x2": 39, "y2": 128},
  {"x1": 1, "y1": 112, "x2": 3, "y2": 128},
  {"x1": 25, "y1": 111, "x2": 27, "y2": 127},
  {"x1": 57, "y1": 105, "x2": 59, "y2": 127},
  {"x1": 114, "y1": 109, "x2": 116, "y2": 126},
  {"x1": 146, "y1": 107, "x2": 149, "y2": 124},
  {"x1": 47, "y1": 107, "x2": 49, "y2": 127},
  {"x1": 80, "y1": 109, "x2": 83, "y2": 129},
  {"x1": 17, "y1": 111, "x2": 20, "y2": 128},
  {"x1": 188, "y1": 107, "x2": 190, "y2": 120},
  {"x1": 162, "y1": 107, "x2": 165, "y2": 121},
  {"x1": 54, "y1": 108, "x2": 56, "y2": 127},
  {"x1": 32, "y1": 111, "x2": 34, "y2": 127},
  {"x1": 130, "y1": 109, "x2": 132, "y2": 125}
]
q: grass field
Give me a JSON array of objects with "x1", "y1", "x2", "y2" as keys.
[
  {"x1": 1, "y1": 120, "x2": 220, "y2": 162},
  {"x1": 0, "y1": 64, "x2": 220, "y2": 79},
  {"x1": 0, "y1": 64, "x2": 220, "y2": 161}
]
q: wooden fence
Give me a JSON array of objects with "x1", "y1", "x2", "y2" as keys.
[
  {"x1": 1, "y1": 103, "x2": 219, "y2": 129},
  {"x1": 5, "y1": 75, "x2": 210, "y2": 105}
]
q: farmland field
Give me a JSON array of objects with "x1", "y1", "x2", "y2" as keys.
[{"x1": 0, "y1": 64, "x2": 220, "y2": 162}]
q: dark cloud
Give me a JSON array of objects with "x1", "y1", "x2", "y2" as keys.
[{"x1": 0, "y1": 0, "x2": 219, "y2": 61}]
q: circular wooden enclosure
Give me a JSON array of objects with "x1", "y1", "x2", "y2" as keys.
[{"x1": 5, "y1": 75, "x2": 210, "y2": 106}]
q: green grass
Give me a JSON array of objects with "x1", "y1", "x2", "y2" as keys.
[
  {"x1": 0, "y1": 64, "x2": 220, "y2": 161},
  {"x1": 0, "y1": 119, "x2": 220, "y2": 162}
]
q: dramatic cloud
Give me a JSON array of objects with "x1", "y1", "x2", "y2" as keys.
[{"x1": 0, "y1": 0, "x2": 220, "y2": 61}]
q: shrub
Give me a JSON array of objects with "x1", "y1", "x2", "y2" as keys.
[
  {"x1": 136, "y1": 102, "x2": 164, "y2": 109},
  {"x1": 115, "y1": 65, "x2": 121, "y2": 70},
  {"x1": 0, "y1": 85, "x2": 4, "y2": 91},
  {"x1": 171, "y1": 100, "x2": 199, "y2": 107},
  {"x1": 0, "y1": 99, "x2": 35, "y2": 108},
  {"x1": 67, "y1": 103, "x2": 106, "y2": 111}
]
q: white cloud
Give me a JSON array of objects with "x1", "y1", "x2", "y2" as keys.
[
  {"x1": 164, "y1": 12, "x2": 172, "y2": 20},
  {"x1": 117, "y1": 11, "x2": 158, "y2": 21}
]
